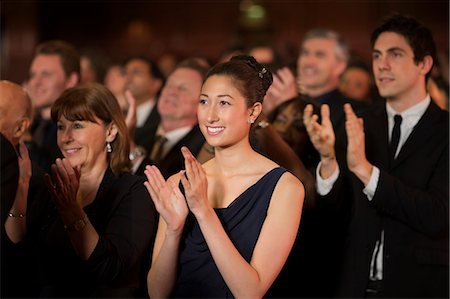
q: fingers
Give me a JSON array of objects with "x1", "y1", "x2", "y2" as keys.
[
  {"x1": 44, "y1": 173, "x2": 58, "y2": 197},
  {"x1": 144, "y1": 165, "x2": 165, "y2": 194},
  {"x1": 18, "y1": 141, "x2": 29, "y2": 159},
  {"x1": 303, "y1": 104, "x2": 314, "y2": 127},
  {"x1": 277, "y1": 67, "x2": 295, "y2": 84},
  {"x1": 125, "y1": 89, "x2": 137, "y2": 130},
  {"x1": 320, "y1": 104, "x2": 332, "y2": 126},
  {"x1": 125, "y1": 90, "x2": 137, "y2": 113}
]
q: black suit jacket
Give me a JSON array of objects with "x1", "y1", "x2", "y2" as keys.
[
  {"x1": 324, "y1": 100, "x2": 449, "y2": 298},
  {"x1": 136, "y1": 125, "x2": 205, "y2": 179},
  {"x1": 1, "y1": 133, "x2": 19, "y2": 229},
  {"x1": 134, "y1": 104, "x2": 161, "y2": 153}
]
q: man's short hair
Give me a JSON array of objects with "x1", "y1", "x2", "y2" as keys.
[
  {"x1": 35, "y1": 40, "x2": 80, "y2": 78},
  {"x1": 124, "y1": 55, "x2": 166, "y2": 83},
  {"x1": 302, "y1": 28, "x2": 349, "y2": 63},
  {"x1": 370, "y1": 14, "x2": 436, "y2": 66}
]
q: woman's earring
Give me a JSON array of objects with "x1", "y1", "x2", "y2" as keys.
[
  {"x1": 248, "y1": 119, "x2": 255, "y2": 124},
  {"x1": 107, "y1": 142, "x2": 112, "y2": 153}
]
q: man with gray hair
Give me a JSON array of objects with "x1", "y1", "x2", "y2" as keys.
[
  {"x1": 269, "y1": 28, "x2": 367, "y2": 298},
  {"x1": 297, "y1": 28, "x2": 365, "y2": 131}
]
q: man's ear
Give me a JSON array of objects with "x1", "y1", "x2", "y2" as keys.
[
  {"x1": 13, "y1": 118, "x2": 31, "y2": 143},
  {"x1": 419, "y1": 55, "x2": 433, "y2": 76},
  {"x1": 65, "y1": 72, "x2": 79, "y2": 89},
  {"x1": 106, "y1": 123, "x2": 119, "y2": 143}
]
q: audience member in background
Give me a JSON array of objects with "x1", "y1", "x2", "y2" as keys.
[
  {"x1": 125, "y1": 56, "x2": 164, "y2": 153},
  {"x1": 132, "y1": 58, "x2": 210, "y2": 178},
  {"x1": 0, "y1": 80, "x2": 33, "y2": 232},
  {"x1": 26, "y1": 40, "x2": 80, "y2": 171},
  {"x1": 145, "y1": 55, "x2": 304, "y2": 298},
  {"x1": 304, "y1": 14, "x2": 448, "y2": 298},
  {"x1": 428, "y1": 60, "x2": 449, "y2": 110},
  {"x1": 157, "y1": 53, "x2": 179, "y2": 78},
  {"x1": 5, "y1": 83, "x2": 158, "y2": 298},
  {"x1": 339, "y1": 57, "x2": 378, "y2": 103},
  {"x1": 104, "y1": 62, "x2": 128, "y2": 112},
  {"x1": 0, "y1": 80, "x2": 50, "y2": 297},
  {"x1": 217, "y1": 43, "x2": 245, "y2": 63},
  {"x1": 80, "y1": 47, "x2": 109, "y2": 84},
  {"x1": 248, "y1": 43, "x2": 282, "y2": 69},
  {"x1": 268, "y1": 28, "x2": 369, "y2": 298}
]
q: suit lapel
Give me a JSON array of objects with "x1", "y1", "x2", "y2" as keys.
[
  {"x1": 391, "y1": 101, "x2": 442, "y2": 169},
  {"x1": 366, "y1": 104, "x2": 391, "y2": 171}
]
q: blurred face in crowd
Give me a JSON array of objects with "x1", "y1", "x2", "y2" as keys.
[
  {"x1": 125, "y1": 59, "x2": 162, "y2": 105},
  {"x1": 272, "y1": 101, "x2": 308, "y2": 155},
  {"x1": 372, "y1": 31, "x2": 430, "y2": 103},
  {"x1": 339, "y1": 67, "x2": 372, "y2": 101},
  {"x1": 27, "y1": 54, "x2": 76, "y2": 111},
  {"x1": 157, "y1": 67, "x2": 203, "y2": 125},
  {"x1": 80, "y1": 56, "x2": 97, "y2": 84},
  {"x1": 297, "y1": 38, "x2": 346, "y2": 96}
]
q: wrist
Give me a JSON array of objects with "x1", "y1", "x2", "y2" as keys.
[
  {"x1": 351, "y1": 162, "x2": 373, "y2": 185},
  {"x1": 64, "y1": 214, "x2": 89, "y2": 232}
]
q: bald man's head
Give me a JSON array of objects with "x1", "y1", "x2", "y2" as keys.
[{"x1": 0, "y1": 80, "x2": 32, "y2": 145}]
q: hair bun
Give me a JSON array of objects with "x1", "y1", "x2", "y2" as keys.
[{"x1": 231, "y1": 55, "x2": 273, "y2": 93}]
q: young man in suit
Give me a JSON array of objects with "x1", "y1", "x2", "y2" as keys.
[
  {"x1": 125, "y1": 56, "x2": 165, "y2": 153},
  {"x1": 304, "y1": 14, "x2": 448, "y2": 298},
  {"x1": 27, "y1": 40, "x2": 80, "y2": 171}
]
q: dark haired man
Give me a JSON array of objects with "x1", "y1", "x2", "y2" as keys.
[
  {"x1": 125, "y1": 56, "x2": 164, "y2": 153},
  {"x1": 27, "y1": 40, "x2": 80, "y2": 170},
  {"x1": 304, "y1": 14, "x2": 448, "y2": 298}
]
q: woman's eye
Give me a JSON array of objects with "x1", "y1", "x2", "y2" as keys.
[
  {"x1": 73, "y1": 122, "x2": 83, "y2": 129},
  {"x1": 219, "y1": 100, "x2": 230, "y2": 106},
  {"x1": 199, "y1": 99, "x2": 208, "y2": 105}
]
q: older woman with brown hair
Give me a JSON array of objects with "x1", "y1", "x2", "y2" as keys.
[{"x1": 6, "y1": 83, "x2": 157, "y2": 298}]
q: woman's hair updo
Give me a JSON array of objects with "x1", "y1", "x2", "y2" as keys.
[{"x1": 204, "y1": 55, "x2": 273, "y2": 107}]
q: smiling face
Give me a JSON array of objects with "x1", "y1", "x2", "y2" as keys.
[
  {"x1": 28, "y1": 54, "x2": 74, "y2": 110},
  {"x1": 297, "y1": 38, "x2": 346, "y2": 96},
  {"x1": 372, "y1": 31, "x2": 429, "y2": 104},
  {"x1": 157, "y1": 67, "x2": 203, "y2": 125},
  {"x1": 198, "y1": 75, "x2": 258, "y2": 148},
  {"x1": 57, "y1": 115, "x2": 116, "y2": 172}
]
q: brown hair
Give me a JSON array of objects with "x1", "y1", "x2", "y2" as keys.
[
  {"x1": 35, "y1": 40, "x2": 80, "y2": 78},
  {"x1": 51, "y1": 83, "x2": 130, "y2": 174}
]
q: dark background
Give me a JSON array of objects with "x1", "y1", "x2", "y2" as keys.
[{"x1": 1, "y1": 0, "x2": 449, "y2": 84}]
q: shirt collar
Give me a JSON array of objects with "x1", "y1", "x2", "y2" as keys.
[{"x1": 386, "y1": 94, "x2": 431, "y2": 120}]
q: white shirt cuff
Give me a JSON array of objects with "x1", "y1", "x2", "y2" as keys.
[
  {"x1": 316, "y1": 162, "x2": 340, "y2": 196},
  {"x1": 363, "y1": 166, "x2": 380, "y2": 201}
]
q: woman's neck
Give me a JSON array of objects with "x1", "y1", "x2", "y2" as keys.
[
  {"x1": 212, "y1": 141, "x2": 257, "y2": 177},
  {"x1": 78, "y1": 162, "x2": 108, "y2": 206}
]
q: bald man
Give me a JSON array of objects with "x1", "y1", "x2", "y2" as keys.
[
  {"x1": 0, "y1": 80, "x2": 33, "y2": 146},
  {"x1": 0, "y1": 80, "x2": 47, "y2": 298}
]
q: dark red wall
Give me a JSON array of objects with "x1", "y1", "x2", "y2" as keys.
[{"x1": 2, "y1": 0, "x2": 448, "y2": 84}]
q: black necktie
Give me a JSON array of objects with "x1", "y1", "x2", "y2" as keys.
[{"x1": 389, "y1": 114, "x2": 402, "y2": 161}]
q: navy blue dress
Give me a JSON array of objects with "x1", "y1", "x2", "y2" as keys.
[{"x1": 171, "y1": 167, "x2": 287, "y2": 298}]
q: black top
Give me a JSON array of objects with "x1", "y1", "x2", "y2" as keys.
[
  {"x1": 26, "y1": 169, "x2": 158, "y2": 298},
  {"x1": 171, "y1": 167, "x2": 287, "y2": 298}
]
